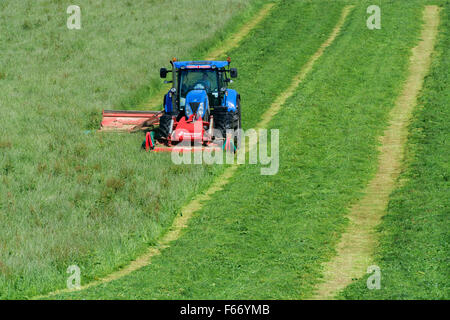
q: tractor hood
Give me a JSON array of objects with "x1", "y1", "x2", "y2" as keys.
[{"x1": 185, "y1": 90, "x2": 208, "y2": 119}]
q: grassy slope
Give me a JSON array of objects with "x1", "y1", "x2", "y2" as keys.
[
  {"x1": 55, "y1": 1, "x2": 427, "y2": 299},
  {"x1": 0, "y1": 0, "x2": 266, "y2": 299},
  {"x1": 339, "y1": 3, "x2": 449, "y2": 300}
]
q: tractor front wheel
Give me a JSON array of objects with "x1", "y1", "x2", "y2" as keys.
[{"x1": 157, "y1": 113, "x2": 173, "y2": 139}]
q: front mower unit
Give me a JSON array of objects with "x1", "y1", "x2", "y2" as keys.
[{"x1": 144, "y1": 115, "x2": 223, "y2": 153}]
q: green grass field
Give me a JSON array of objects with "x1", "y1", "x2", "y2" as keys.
[
  {"x1": 0, "y1": 0, "x2": 266, "y2": 299},
  {"x1": 339, "y1": 3, "x2": 449, "y2": 299},
  {"x1": 53, "y1": 0, "x2": 448, "y2": 300},
  {"x1": 1, "y1": 0, "x2": 448, "y2": 300}
]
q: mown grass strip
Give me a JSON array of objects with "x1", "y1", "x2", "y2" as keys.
[
  {"x1": 255, "y1": 5, "x2": 353, "y2": 130},
  {"x1": 206, "y1": 3, "x2": 275, "y2": 60},
  {"x1": 338, "y1": 4, "x2": 449, "y2": 300},
  {"x1": 312, "y1": 5, "x2": 441, "y2": 300}
]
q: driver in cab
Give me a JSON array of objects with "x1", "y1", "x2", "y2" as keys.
[{"x1": 195, "y1": 71, "x2": 211, "y2": 91}]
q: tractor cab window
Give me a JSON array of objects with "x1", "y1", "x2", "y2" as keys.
[{"x1": 179, "y1": 69, "x2": 219, "y2": 107}]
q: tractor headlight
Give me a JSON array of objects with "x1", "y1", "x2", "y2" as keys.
[{"x1": 197, "y1": 102, "x2": 204, "y2": 117}]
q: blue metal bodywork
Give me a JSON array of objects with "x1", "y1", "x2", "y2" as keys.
[
  {"x1": 164, "y1": 92, "x2": 173, "y2": 113},
  {"x1": 185, "y1": 90, "x2": 208, "y2": 118},
  {"x1": 221, "y1": 89, "x2": 239, "y2": 112}
]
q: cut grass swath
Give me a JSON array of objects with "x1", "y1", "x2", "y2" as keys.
[
  {"x1": 339, "y1": 3, "x2": 449, "y2": 300},
  {"x1": 312, "y1": 5, "x2": 441, "y2": 300}
]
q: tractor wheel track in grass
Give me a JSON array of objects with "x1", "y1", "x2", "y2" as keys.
[
  {"x1": 140, "y1": 2, "x2": 275, "y2": 110},
  {"x1": 312, "y1": 5, "x2": 441, "y2": 300},
  {"x1": 35, "y1": 5, "x2": 354, "y2": 299}
]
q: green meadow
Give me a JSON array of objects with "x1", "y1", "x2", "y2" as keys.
[
  {"x1": 1, "y1": 0, "x2": 447, "y2": 300},
  {"x1": 55, "y1": 0, "x2": 447, "y2": 300},
  {"x1": 0, "y1": 0, "x2": 264, "y2": 299}
]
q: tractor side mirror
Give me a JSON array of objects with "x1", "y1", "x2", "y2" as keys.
[
  {"x1": 230, "y1": 68, "x2": 238, "y2": 78},
  {"x1": 160, "y1": 68, "x2": 168, "y2": 78}
]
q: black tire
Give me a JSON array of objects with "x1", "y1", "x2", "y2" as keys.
[
  {"x1": 156, "y1": 113, "x2": 172, "y2": 139},
  {"x1": 212, "y1": 111, "x2": 229, "y2": 140}
]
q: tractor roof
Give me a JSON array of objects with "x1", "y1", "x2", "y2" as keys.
[{"x1": 173, "y1": 61, "x2": 229, "y2": 69}]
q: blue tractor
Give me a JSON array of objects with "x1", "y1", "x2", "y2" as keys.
[
  {"x1": 100, "y1": 58, "x2": 241, "y2": 152},
  {"x1": 149, "y1": 58, "x2": 241, "y2": 152}
]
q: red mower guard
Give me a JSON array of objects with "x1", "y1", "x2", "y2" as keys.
[
  {"x1": 145, "y1": 115, "x2": 223, "y2": 153},
  {"x1": 100, "y1": 109, "x2": 163, "y2": 132}
]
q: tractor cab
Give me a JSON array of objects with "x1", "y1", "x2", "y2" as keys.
[
  {"x1": 179, "y1": 68, "x2": 218, "y2": 106},
  {"x1": 160, "y1": 60, "x2": 238, "y2": 118}
]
